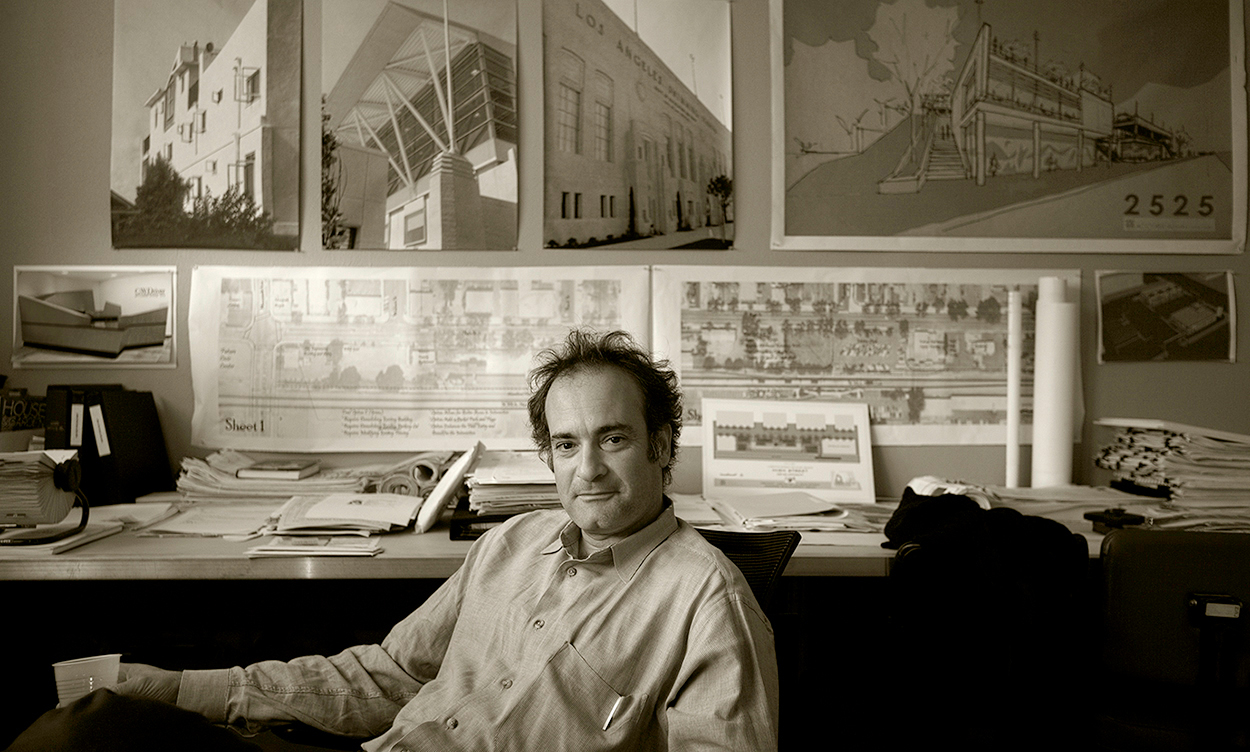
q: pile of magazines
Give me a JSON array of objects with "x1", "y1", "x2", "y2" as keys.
[{"x1": 1094, "y1": 418, "x2": 1250, "y2": 508}]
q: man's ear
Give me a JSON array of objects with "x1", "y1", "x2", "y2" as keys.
[{"x1": 653, "y1": 424, "x2": 673, "y2": 466}]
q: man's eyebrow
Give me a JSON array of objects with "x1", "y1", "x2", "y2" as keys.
[
  {"x1": 550, "y1": 423, "x2": 637, "y2": 441},
  {"x1": 596, "y1": 422, "x2": 638, "y2": 437}
]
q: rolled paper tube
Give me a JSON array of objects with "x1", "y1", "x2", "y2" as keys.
[
  {"x1": 1031, "y1": 279, "x2": 1079, "y2": 487},
  {"x1": 1006, "y1": 290, "x2": 1022, "y2": 488},
  {"x1": 411, "y1": 460, "x2": 440, "y2": 484},
  {"x1": 408, "y1": 451, "x2": 455, "y2": 483},
  {"x1": 379, "y1": 472, "x2": 420, "y2": 496}
]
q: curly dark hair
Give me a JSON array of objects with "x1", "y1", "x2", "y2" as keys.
[{"x1": 527, "y1": 329, "x2": 682, "y2": 487}]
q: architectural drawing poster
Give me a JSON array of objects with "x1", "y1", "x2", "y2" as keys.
[
  {"x1": 703, "y1": 398, "x2": 875, "y2": 504},
  {"x1": 543, "y1": 0, "x2": 733, "y2": 250},
  {"x1": 651, "y1": 266, "x2": 1080, "y2": 446},
  {"x1": 321, "y1": 0, "x2": 517, "y2": 250},
  {"x1": 111, "y1": 0, "x2": 301, "y2": 250},
  {"x1": 772, "y1": 0, "x2": 1246, "y2": 253},
  {"x1": 188, "y1": 266, "x2": 649, "y2": 451}
]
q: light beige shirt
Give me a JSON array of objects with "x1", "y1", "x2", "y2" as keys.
[{"x1": 179, "y1": 504, "x2": 779, "y2": 751}]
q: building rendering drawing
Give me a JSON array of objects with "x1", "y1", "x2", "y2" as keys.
[{"x1": 778, "y1": 0, "x2": 1244, "y2": 253}]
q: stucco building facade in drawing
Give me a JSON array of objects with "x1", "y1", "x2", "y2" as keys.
[
  {"x1": 139, "y1": 0, "x2": 301, "y2": 239},
  {"x1": 544, "y1": 0, "x2": 732, "y2": 247}
]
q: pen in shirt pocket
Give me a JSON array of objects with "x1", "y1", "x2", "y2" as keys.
[{"x1": 602, "y1": 694, "x2": 624, "y2": 731}]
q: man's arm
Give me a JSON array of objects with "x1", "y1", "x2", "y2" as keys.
[
  {"x1": 170, "y1": 559, "x2": 473, "y2": 738},
  {"x1": 665, "y1": 593, "x2": 780, "y2": 751}
]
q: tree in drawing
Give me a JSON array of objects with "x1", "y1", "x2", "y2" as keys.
[{"x1": 866, "y1": 0, "x2": 960, "y2": 148}]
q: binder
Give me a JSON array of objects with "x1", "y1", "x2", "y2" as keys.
[
  {"x1": 44, "y1": 384, "x2": 123, "y2": 452},
  {"x1": 42, "y1": 385, "x2": 172, "y2": 506},
  {"x1": 94, "y1": 389, "x2": 175, "y2": 505}
]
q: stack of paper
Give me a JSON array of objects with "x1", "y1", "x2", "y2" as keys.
[
  {"x1": 270, "y1": 493, "x2": 427, "y2": 536},
  {"x1": 0, "y1": 449, "x2": 79, "y2": 525},
  {"x1": 176, "y1": 450, "x2": 367, "y2": 502},
  {"x1": 175, "y1": 450, "x2": 462, "y2": 503},
  {"x1": 704, "y1": 491, "x2": 891, "y2": 534},
  {"x1": 466, "y1": 450, "x2": 561, "y2": 515},
  {"x1": 1094, "y1": 418, "x2": 1250, "y2": 507},
  {"x1": 707, "y1": 491, "x2": 849, "y2": 531},
  {"x1": 246, "y1": 535, "x2": 383, "y2": 558}
]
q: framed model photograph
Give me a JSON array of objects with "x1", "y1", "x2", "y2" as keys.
[
  {"x1": 13, "y1": 266, "x2": 177, "y2": 369},
  {"x1": 771, "y1": 0, "x2": 1246, "y2": 253}
]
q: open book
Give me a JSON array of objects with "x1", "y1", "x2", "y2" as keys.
[{"x1": 272, "y1": 493, "x2": 427, "y2": 535}]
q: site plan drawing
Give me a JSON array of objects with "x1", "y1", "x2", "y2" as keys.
[
  {"x1": 189, "y1": 266, "x2": 649, "y2": 451},
  {"x1": 651, "y1": 266, "x2": 1079, "y2": 446}
]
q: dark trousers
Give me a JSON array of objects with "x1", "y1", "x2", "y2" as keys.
[{"x1": 4, "y1": 689, "x2": 261, "y2": 752}]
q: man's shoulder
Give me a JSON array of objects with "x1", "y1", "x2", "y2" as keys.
[
  {"x1": 658, "y1": 521, "x2": 755, "y2": 595},
  {"x1": 474, "y1": 508, "x2": 567, "y2": 549}
]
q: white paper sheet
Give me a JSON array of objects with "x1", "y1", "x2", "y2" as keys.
[
  {"x1": 652, "y1": 266, "x2": 1080, "y2": 446},
  {"x1": 189, "y1": 266, "x2": 649, "y2": 451}
]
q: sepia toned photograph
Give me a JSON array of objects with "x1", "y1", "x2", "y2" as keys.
[
  {"x1": 544, "y1": 0, "x2": 733, "y2": 250},
  {"x1": 12, "y1": 266, "x2": 177, "y2": 369},
  {"x1": 321, "y1": 0, "x2": 517, "y2": 251},
  {"x1": 111, "y1": 0, "x2": 301, "y2": 250},
  {"x1": 1096, "y1": 271, "x2": 1235, "y2": 363}
]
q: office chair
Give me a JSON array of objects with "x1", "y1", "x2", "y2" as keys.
[
  {"x1": 1095, "y1": 528, "x2": 1250, "y2": 751},
  {"x1": 695, "y1": 527, "x2": 801, "y2": 611}
]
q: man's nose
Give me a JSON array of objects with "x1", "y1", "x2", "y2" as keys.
[{"x1": 577, "y1": 445, "x2": 607, "y2": 480}]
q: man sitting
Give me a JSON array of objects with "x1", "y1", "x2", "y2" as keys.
[{"x1": 7, "y1": 329, "x2": 778, "y2": 751}]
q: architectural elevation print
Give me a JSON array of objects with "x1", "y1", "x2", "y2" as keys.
[
  {"x1": 545, "y1": 0, "x2": 733, "y2": 250},
  {"x1": 111, "y1": 0, "x2": 302, "y2": 250},
  {"x1": 775, "y1": 0, "x2": 1246, "y2": 253},
  {"x1": 322, "y1": 0, "x2": 517, "y2": 250}
]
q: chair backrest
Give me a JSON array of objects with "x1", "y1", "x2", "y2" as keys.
[
  {"x1": 696, "y1": 528, "x2": 801, "y2": 610},
  {"x1": 1098, "y1": 528, "x2": 1250, "y2": 750},
  {"x1": 1101, "y1": 528, "x2": 1250, "y2": 687}
]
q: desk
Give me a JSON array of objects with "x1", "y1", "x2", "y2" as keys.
[
  {"x1": 0, "y1": 522, "x2": 898, "y2": 579},
  {"x1": 0, "y1": 507, "x2": 1106, "y2": 750}
]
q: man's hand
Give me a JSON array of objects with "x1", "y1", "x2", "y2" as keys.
[{"x1": 114, "y1": 663, "x2": 181, "y2": 705}]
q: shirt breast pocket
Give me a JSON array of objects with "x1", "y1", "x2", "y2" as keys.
[{"x1": 496, "y1": 641, "x2": 648, "y2": 751}]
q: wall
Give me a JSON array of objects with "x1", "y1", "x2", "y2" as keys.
[{"x1": 1, "y1": 0, "x2": 1247, "y2": 499}]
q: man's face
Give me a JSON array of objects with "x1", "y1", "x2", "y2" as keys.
[{"x1": 545, "y1": 365, "x2": 671, "y2": 546}]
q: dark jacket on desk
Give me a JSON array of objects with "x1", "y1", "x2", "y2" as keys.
[{"x1": 881, "y1": 488, "x2": 1091, "y2": 750}]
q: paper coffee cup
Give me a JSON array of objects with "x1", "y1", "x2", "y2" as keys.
[{"x1": 52, "y1": 653, "x2": 121, "y2": 707}]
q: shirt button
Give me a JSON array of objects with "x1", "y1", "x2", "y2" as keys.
[
  {"x1": 566, "y1": 567, "x2": 577, "y2": 577},
  {"x1": 501, "y1": 678, "x2": 513, "y2": 689},
  {"x1": 533, "y1": 619, "x2": 545, "y2": 630},
  {"x1": 445, "y1": 717, "x2": 458, "y2": 730}
]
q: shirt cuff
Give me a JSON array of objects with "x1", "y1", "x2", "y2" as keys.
[{"x1": 178, "y1": 668, "x2": 233, "y2": 723}]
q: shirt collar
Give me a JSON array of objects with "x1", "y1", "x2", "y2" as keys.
[{"x1": 543, "y1": 499, "x2": 679, "y2": 583}]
